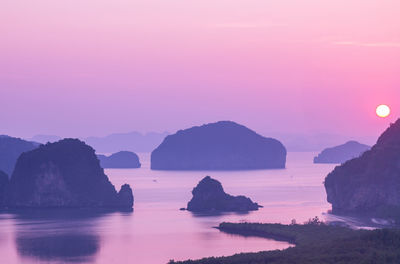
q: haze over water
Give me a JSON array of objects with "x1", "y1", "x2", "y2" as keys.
[{"x1": 0, "y1": 152, "x2": 361, "y2": 264}]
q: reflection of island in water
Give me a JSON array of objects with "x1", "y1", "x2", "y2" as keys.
[
  {"x1": 13, "y1": 209, "x2": 128, "y2": 263},
  {"x1": 17, "y1": 233, "x2": 99, "y2": 262}
]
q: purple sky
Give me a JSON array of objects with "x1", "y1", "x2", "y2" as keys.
[{"x1": 1, "y1": 0, "x2": 399, "y2": 141}]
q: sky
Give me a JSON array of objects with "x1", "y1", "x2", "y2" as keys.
[{"x1": 1, "y1": 0, "x2": 399, "y2": 143}]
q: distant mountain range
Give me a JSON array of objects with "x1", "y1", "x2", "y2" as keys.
[
  {"x1": 26, "y1": 131, "x2": 376, "y2": 153},
  {"x1": 273, "y1": 133, "x2": 375, "y2": 152},
  {"x1": 83, "y1": 131, "x2": 169, "y2": 153},
  {"x1": 27, "y1": 132, "x2": 169, "y2": 153},
  {"x1": 0, "y1": 136, "x2": 39, "y2": 175},
  {"x1": 29, "y1": 135, "x2": 62, "y2": 144}
]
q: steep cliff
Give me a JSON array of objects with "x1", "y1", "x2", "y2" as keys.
[
  {"x1": 325, "y1": 119, "x2": 400, "y2": 220},
  {"x1": 5, "y1": 139, "x2": 133, "y2": 209},
  {"x1": 0, "y1": 170, "x2": 8, "y2": 207}
]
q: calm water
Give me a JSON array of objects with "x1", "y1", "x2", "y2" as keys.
[{"x1": 0, "y1": 152, "x2": 367, "y2": 264}]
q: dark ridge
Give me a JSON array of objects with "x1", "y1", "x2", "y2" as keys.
[
  {"x1": 325, "y1": 119, "x2": 400, "y2": 221},
  {"x1": 0, "y1": 170, "x2": 8, "y2": 207}
]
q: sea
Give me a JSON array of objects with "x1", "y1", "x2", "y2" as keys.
[{"x1": 0, "y1": 152, "x2": 381, "y2": 264}]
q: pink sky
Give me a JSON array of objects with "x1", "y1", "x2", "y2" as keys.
[{"x1": 1, "y1": 0, "x2": 399, "y2": 141}]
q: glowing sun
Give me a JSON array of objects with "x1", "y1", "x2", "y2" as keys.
[{"x1": 376, "y1": 104, "x2": 391, "y2": 118}]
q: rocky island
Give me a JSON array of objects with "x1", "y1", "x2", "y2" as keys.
[
  {"x1": 4, "y1": 139, "x2": 134, "y2": 209},
  {"x1": 97, "y1": 151, "x2": 141, "y2": 169},
  {"x1": 186, "y1": 176, "x2": 261, "y2": 212},
  {"x1": 151, "y1": 121, "x2": 286, "y2": 170},
  {"x1": 325, "y1": 119, "x2": 400, "y2": 220},
  {"x1": 314, "y1": 140, "x2": 370, "y2": 164},
  {"x1": 0, "y1": 136, "x2": 39, "y2": 175}
]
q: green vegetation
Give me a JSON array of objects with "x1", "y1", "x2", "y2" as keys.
[{"x1": 169, "y1": 218, "x2": 400, "y2": 264}]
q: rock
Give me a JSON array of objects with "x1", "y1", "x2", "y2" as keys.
[
  {"x1": 151, "y1": 121, "x2": 286, "y2": 170},
  {"x1": 314, "y1": 141, "x2": 370, "y2": 164},
  {"x1": 97, "y1": 151, "x2": 141, "y2": 168},
  {"x1": 116, "y1": 184, "x2": 134, "y2": 208},
  {"x1": 5, "y1": 139, "x2": 133, "y2": 209},
  {"x1": 324, "y1": 119, "x2": 400, "y2": 219},
  {"x1": 187, "y1": 176, "x2": 261, "y2": 212},
  {"x1": 0, "y1": 170, "x2": 8, "y2": 207},
  {"x1": 0, "y1": 136, "x2": 39, "y2": 175}
]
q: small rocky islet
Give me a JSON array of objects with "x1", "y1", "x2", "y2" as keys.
[
  {"x1": 186, "y1": 176, "x2": 261, "y2": 213},
  {"x1": 1, "y1": 139, "x2": 133, "y2": 209},
  {"x1": 151, "y1": 121, "x2": 287, "y2": 170}
]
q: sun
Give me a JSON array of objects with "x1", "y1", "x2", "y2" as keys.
[{"x1": 376, "y1": 104, "x2": 390, "y2": 118}]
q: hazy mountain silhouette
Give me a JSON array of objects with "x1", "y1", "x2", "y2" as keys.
[
  {"x1": 29, "y1": 134, "x2": 62, "y2": 144},
  {"x1": 25, "y1": 131, "x2": 376, "y2": 153},
  {"x1": 0, "y1": 136, "x2": 39, "y2": 175},
  {"x1": 273, "y1": 133, "x2": 375, "y2": 152},
  {"x1": 314, "y1": 141, "x2": 370, "y2": 164},
  {"x1": 84, "y1": 131, "x2": 169, "y2": 153},
  {"x1": 151, "y1": 121, "x2": 286, "y2": 170}
]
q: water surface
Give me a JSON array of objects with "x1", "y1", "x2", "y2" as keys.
[{"x1": 0, "y1": 152, "x2": 346, "y2": 263}]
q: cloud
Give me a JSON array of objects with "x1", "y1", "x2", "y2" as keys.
[
  {"x1": 332, "y1": 41, "x2": 400, "y2": 48},
  {"x1": 211, "y1": 23, "x2": 285, "y2": 29}
]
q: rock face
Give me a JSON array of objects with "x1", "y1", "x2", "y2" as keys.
[
  {"x1": 97, "y1": 151, "x2": 141, "y2": 168},
  {"x1": 5, "y1": 139, "x2": 133, "y2": 209},
  {"x1": 117, "y1": 184, "x2": 134, "y2": 208},
  {"x1": 151, "y1": 121, "x2": 286, "y2": 170},
  {"x1": 0, "y1": 136, "x2": 39, "y2": 175},
  {"x1": 314, "y1": 141, "x2": 370, "y2": 164},
  {"x1": 325, "y1": 119, "x2": 400, "y2": 219},
  {"x1": 187, "y1": 176, "x2": 261, "y2": 212},
  {"x1": 0, "y1": 170, "x2": 8, "y2": 207}
]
